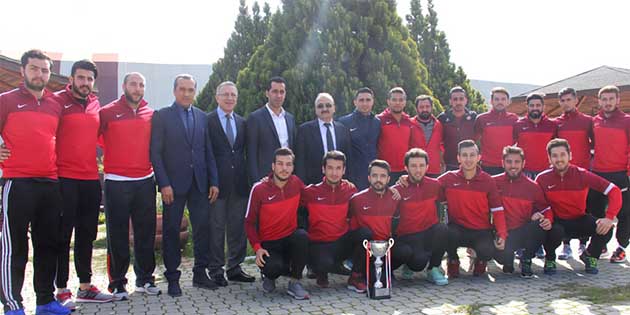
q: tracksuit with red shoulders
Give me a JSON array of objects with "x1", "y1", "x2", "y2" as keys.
[
  {"x1": 536, "y1": 165, "x2": 622, "y2": 260},
  {"x1": 391, "y1": 177, "x2": 448, "y2": 271},
  {"x1": 513, "y1": 115, "x2": 557, "y2": 177},
  {"x1": 0, "y1": 84, "x2": 62, "y2": 311},
  {"x1": 555, "y1": 110, "x2": 593, "y2": 169},
  {"x1": 245, "y1": 175, "x2": 307, "y2": 280},
  {"x1": 100, "y1": 95, "x2": 157, "y2": 290},
  {"x1": 493, "y1": 173, "x2": 550, "y2": 265},
  {"x1": 437, "y1": 109, "x2": 477, "y2": 171},
  {"x1": 589, "y1": 109, "x2": 630, "y2": 248},
  {"x1": 376, "y1": 109, "x2": 413, "y2": 183},
  {"x1": 474, "y1": 110, "x2": 519, "y2": 175},
  {"x1": 348, "y1": 188, "x2": 399, "y2": 275},
  {"x1": 54, "y1": 85, "x2": 102, "y2": 289},
  {"x1": 438, "y1": 168, "x2": 507, "y2": 262},
  {"x1": 409, "y1": 115, "x2": 444, "y2": 177},
  {"x1": 301, "y1": 180, "x2": 367, "y2": 275}
]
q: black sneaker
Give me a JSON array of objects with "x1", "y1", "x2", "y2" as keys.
[
  {"x1": 520, "y1": 259, "x2": 534, "y2": 278},
  {"x1": 580, "y1": 253, "x2": 599, "y2": 274}
]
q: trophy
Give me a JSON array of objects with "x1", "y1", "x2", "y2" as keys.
[{"x1": 363, "y1": 238, "x2": 395, "y2": 299}]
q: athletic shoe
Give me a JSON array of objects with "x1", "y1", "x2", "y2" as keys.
[
  {"x1": 5, "y1": 309, "x2": 25, "y2": 315},
  {"x1": 447, "y1": 259, "x2": 460, "y2": 278},
  {"x1": 401, "y1": 264, "x2": 414, "y2": 280},
  {"x1": 35, "y1": 300, "x2": 71, "y2": 315},
  {"x1": 514, "y1": 249, "x2": 523, "y2": 260},
  {"x1": 580, "y1": 253, "x2": 599, "y2": 274},
  {"x1": 426, "y1": 267, "x2": 448, "y2": 286},
  {"x1": 602, "y1": 247, "x2": 607, "y2": 255},
  {"x1": 76, "y1": 285, "x2": 114, "y2": 303},
  {"x1": 287, "y1": 280, "x2": 310, "y2": 300},
  {"x1": 306, "y1": 266, "x2": 316, "y2": 279},
  {"x1": 55, "y1": 289, "x2": 75, "y2": 311},
  {"x1": 347, "y1": 272, "x2": 366, "y2": 293},
  {"x1": 610, "y1": 247, "x2": 626, "y2": 263},
  {"x1": 558, "y1": 243, "x2": 572, "y2": 260},
  {"x1": 543, "y1": 260, "x2": 557, "y2": 275},
  {"x1": 135, "y1": 282, "x2": 161, "y2": 295},
  {"x1": 316, "y1": 273, "x2": 329, "y2": 288},
  {"x1": 520, "y1": 259, "x2": 534, "y2": 279},
  {"x1": 262, "y1": 276, "x2": 276, "y2": 293},
  {"x1": 535, "y1": 246, "x2": 545, "y2": 259},
  {"x1": 578, "y1": 243, "x2": 586, "y2": 257},
  {"x1": 472, "y1": 259, "x2": 487, "y2": 277},
  {"x1": 110, "y1": 285, "x2": 129, "y2": 301}
]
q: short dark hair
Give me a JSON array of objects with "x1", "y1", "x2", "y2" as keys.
[
  {"x1": 273, "y1": 147, "x2": 295, "y2": 163},
  {"x1": 502, "y1": 146, "x2": 524, "y2": 160},
  {"x1": 368, "y1": 159, "x2": 390, "y2": 175},
  {"x1": 457, "y1": 139, "x2": 479, "y2": 155},
  {"x1": 546, "y1": 138, "x2": 571, "y2": 156},
  {"x1": 491, "y1": 87, "x2": 510, "y2": 99},
  {"x1": 267, "y1": 76, "x2": 286, "y2": 91},
  {"x1": 173, "y1": 74, "x2": 196, "y2": 90},
  {"x1": 598, "y1": 85, "x2": 620, "y2": 99},
  {"x1": 414, "y1": 95, "x2": 433, "y2": 107},
  {"x1": 20, "y1": 49, "x2": 52, "y2": 69},
  {"x1": 321, "y1": 150, "x2": 346, "y2": 167},
  {"x1": 71, "y1": 59, "x2": 98, "y2": 79},
  {"x1": 354, "y1": 87, "x2": 374, "y2": 99},
  {"x1": 449, "y1": 86, "x2": 466, "y2": 98},
  {"x1": 526, "y1": 92, "x2": 545, "y2": 105},
  {"x1": 404, "y1": 148, "x2": 429, "y2": 166},
  {"x1": 558, "y1": 87, "x2": 577, "y2": 99}
]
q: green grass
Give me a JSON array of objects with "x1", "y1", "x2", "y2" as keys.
[
  {"x1": 558, "y1": 282, "x2": 630, "y2": 304},
  {"x1": 452, "y1": 303, "x2": 492, "y2": 315}
]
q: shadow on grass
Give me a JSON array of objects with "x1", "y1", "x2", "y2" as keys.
[{"x1": 557, "y1": 282, "x2": 630, "y2": 304}]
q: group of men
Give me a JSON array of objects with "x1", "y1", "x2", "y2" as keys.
[{"x1": 0, "y1": 48, "x2": 628, "y2": 314}]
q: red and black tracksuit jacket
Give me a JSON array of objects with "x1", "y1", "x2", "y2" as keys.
[
  {"x1": 437, "y1": 109, "x2": 477, "y2": 168},
  {"x1": 535, "y1": 165, "x2": 621, "y2": 222},
  {"x1": 245, "y1": 175, "x2": 305, "y2": 252},
  {"x1": 301, "y1": 180, "x2": 357, "y2": 242},
  {"x1": 349, "y1": 188, "x2": 399, "y2": 241},
  {"x1": 493, "y1": 173, "x2": 551, "y2": 230},
  {"x1": 438, "y1": 168, "x2": 507, "y2": 239},
  {"x1": 474, "y1": 110, "x2": 518, "y2": 168},
  {"x1": 392, "y1": 176, "x2": 442, "y2": 236},
  {"x1": 377, "y1": 109, "x2": 413, "y2": 173},
  {"x1": 554, "y1": 110, "x2": 593, "y2": 170},
  {"x1": 409, "y1": 115, "x2": 443, "y2": 176},
  {"x1": 513, "y1": 116, "x2": 557, "y2": 173},
  {"x1": 592, "y1": 109, "x2": 630, "y2": 173}
]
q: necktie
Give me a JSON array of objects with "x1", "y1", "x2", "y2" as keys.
[
  {"x1": 225, "y1": 114, "x2": 235, "y2": 147},
  {"x1": 324, "y1": 122, "x2": 335, "y2": 151},
  {"x1": 185, "y1": 109, "x2": 194, "y2": 141}
]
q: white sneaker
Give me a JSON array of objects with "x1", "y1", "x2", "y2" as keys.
[{"x1": 135, "y1": 282, "x2": 161, "y2": 295}]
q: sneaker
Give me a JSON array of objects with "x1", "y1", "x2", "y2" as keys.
[
  {"x1": 35, "y1": 300, "x2": 71, "y2": 315},
  {"x1": 287, "y1": 280, "x2": 310, "y2": 300},
  {"x1": 558, "y1": 244, "x2": 572, "y2": 260},
  {"x1": 514, "y1": 249, "x2": 524, "y2": 260},
  {"x1": 472, "y1": 259, "x2": 487, "y2": 277},
  {"x1": 447, "y1": 259, "x2": 460, "y2": 278},
  {"x1": 610, "y1": 247, "x2": 626, "y2": 263},
  {"x1": 543, "y1": 260, "x2": 557, "y2": 275},
  {"x1": 580, "y1": 253, "x2": 599, "y2": 274},
  {"x1": 55, "y1": 289, "x2": 75, "y2": 311},
  {"x1": 602, "y1": 247, "x2": 608, "y2": 255},
  {"x1": 502, "y1": 263, "x2": 514, "y2": 274},
  {"x1": 401, "y1": 264, "x2": 414, "y2": 280},
  {"x1": 76, "y1": 285, "x2": 114, "y2": 303},
  {"x1": 520, "y1": 259, "x2": 534, "y2": 279},
  {"x1": 262, "y1": 276, "x2": 276, "y2": 293},
  {"x1": 306, "y1": 266, "x2": 316, "y2": 279},
  {"x1": 135, "y1": 282, "x2": 161, "y2": 295},
  {"x1": 316, "y1": 273, "x2": 329, "y2": 288},
  {"x1": 578, "y1": 243, "x2": 586, "y2": 257},
  {"x1": 535, "y1": 246, "x2": 545, "y2": 259},
  {"x1": 347, "y1": 272, "x2": 366, "y2": 293},
  {"x1": 5, "y1": 309, "x2": 26, "y2": 315},
  {"x1": 426, "y1": 267, "x2": 448, "y2": 286}
]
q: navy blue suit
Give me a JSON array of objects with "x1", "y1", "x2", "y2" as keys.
[
  {"x1": 246, "y1": 105, "x2": 296, "y2": 183},
  {"x1": 338, "y1": 110, "x2": 381, "y2": 190},
  {"x1": 150, "y1": 103, "x2": 218, "y2": 282}
]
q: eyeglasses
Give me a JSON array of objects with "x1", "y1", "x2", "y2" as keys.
[
  {"x1": 316, "y1": 103, "x2": 333, "y2": 109},
  {"x1": 218, "y1": 93, "x2": 237, "y2": 98}
]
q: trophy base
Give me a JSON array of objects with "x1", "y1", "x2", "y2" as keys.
[{"x1": 368, "y1": 287, "x2": 391, "y2": 300}]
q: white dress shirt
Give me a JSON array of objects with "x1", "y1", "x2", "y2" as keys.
[
  {"x1": 318, "y1": 119, "x2": 337, "y2": 152},
  {"x1": 266, "y1": 104, "x2": 289, "y2": 148}
]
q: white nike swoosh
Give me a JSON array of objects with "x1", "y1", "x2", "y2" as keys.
[
  {"x1": 385, "y1": 121, "x2": 392, "y2": 124},
  {"x1": 547, "y1": 185, "x2": 556, "y2": 189},
  {"x1": 268, "y1": 195, "x2": 276, "y2": 200},
  {"x1": 453, "y1": 183, "x2": 461, "y2": 187},
  {"x1": 64, "y1": 104, "x2": 73, "y2": 109},
  {"x1": 403, "y1": 196, "x2": 412, "y2": 201},
  {"x1": 17, "y1": 104, "x2": 27, "y2": 109},
  {"x1": 316, "y1": 197, "x2": 326, "y2": 201},
  {"x1": 363, "y1": 206, "x2": 370, "y2": 210},
  {"x1": 522, "y1": 127, "x2": 529, "y2": 130},
  {"x1": 350, "y1": 128, "x2": 358, "y2": 132},
  {"x1": 116, "y1": 114, "x2": 124, "y2": 118}
]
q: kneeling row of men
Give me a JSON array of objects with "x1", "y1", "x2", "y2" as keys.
[{"x1": 246, "y1": 139, "x2": 621, "y2": 300}]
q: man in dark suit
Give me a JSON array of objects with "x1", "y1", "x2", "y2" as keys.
[
  {"x1": 246, "y1": 76, "x2": 297, "y2": 183},
  {"x1": 207, "y1": 81, "x2": 255, "y2": 286},
  {"x1": 150, "y1": 74, "x2": 220, "y2": 297},
  {"x1": 296, "y1": 93, "x2": 352, "y2": 185}
]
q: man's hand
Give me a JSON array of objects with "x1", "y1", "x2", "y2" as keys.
[
  {"x1": 596, "y1": 218, "x2": 615, "y2": 235},
  {"x1": 530, "y1": 212, "x2": 543, "y2": 221},
  {"x1": 160, "y1": 186, "x2": 174, "y2": 205},
  {"x1": 209, "y1": 186, "x2": 219, "y2": 204},
  {"x1": 0, "y1": 144, "x2": 10, "y2": 163},
  {"x1": 494, "y1": 237, "x2": 505, "y2": 250},
  {"x1": 255, "y1": 248, "x2": 270, "y2": 267},
  {"x1": 342, "y1": 179, "x2": 356, "y2": 190},
  {"x1": 396, "y1": 174, "x2": 409, "y2": 188},
  {"x1": 539, "y1": 218, "x2": 552, "y2": 231},
  {"x1": 390, "y1": 187, "x2": 401, "y2": 201}
]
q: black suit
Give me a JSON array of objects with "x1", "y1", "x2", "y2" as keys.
[
  {"x1": 295, "y1": 119, "x2": 352, "y2": 185},
  {"x1": 246, "y1": 105, "x2": 296, "y2": 183}
]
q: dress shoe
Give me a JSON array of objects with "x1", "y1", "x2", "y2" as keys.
[
  {"x1": 167, "y1": 281, "x2": 182, "y2": 297},
  {"x1": 193, "y1": 272, "x2": 218, "y2": 290},
  {"x1": 227, "y1": 270, "x2": 255, "y2": 283}
]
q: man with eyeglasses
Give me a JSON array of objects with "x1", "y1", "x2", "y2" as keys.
[{"x1": 295, "y1": 93, "x2": 352, "y2": 186}]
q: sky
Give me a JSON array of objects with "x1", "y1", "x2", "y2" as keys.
[{"x1": 2, "y1": 0, "x2": 629, "y2": 85}]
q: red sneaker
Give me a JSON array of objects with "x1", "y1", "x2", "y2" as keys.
[
  {"x1": 472, "y1": 258, "x2": 487, "y2": 276},
  {"x1": 347, "y1": 272, "x2": 366, "y2": 293},
  {"x1": 447, "y1": 259, "x2": 460, "y2": 278},
  {"x1": 610, "y1": 247, "x2": 626, "y2": 263}
]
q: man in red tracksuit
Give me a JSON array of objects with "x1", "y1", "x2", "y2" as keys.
[
  {"x1": 475, "y1": 87, "x2": 518, "y2": 176},
  {"x1": 536, "y1": 139, "x2": 621, "y2": 275},
  {"x1": 440, "y1": 140, "x2": 507, "y2": 278},
  {"x1": 437, "y1": 86, "x2": 477, "y2": 171},
  {"x1": 245, "y1": 148, "x2": 309, "y2": 300},
  {"x1": 409, "y1": 95, "x2": 444, "y2": 178},
  {"x1": 493, "y1": 146, "x2": 551, "y2": 278},
  {"x1": 513, "y1": 93, "x2": 557, "y2": 179},
  {"x1": 589, "y1": 85, "x2": 630, "y2": 263},
  {"x1": 347, "y1": 160, "x2": 399, "y2": 293},
  {"x1": 301, "y1": 151, "x2": 369, "y2": 289},
  {"x1": 377, "y1": 87, "x2": 413, "y2": 184},
  {"x1": 391, "y1": 148, "x2": 448, "y2": 285}
]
